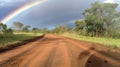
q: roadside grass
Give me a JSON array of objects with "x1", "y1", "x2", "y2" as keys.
[
  {"x1": 61, "y1": 33, "x2": 120, "y2": 49},
  {"x1": 0, "y1": 32, "x2": 43, "y2": 47}
]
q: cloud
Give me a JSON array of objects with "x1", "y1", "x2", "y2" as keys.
[
  {"x1": 3, "y1": 0, "x2": 120, "y2": 28},
  {"x1": 103, "y1": 0, "x2": 120, "y2": 4},
  {"x1": 0, "y1": 0, "x2": 34, "y2": 7},
  {"x1": 103, "y1": 0, "x2": 114, "y2": 3},
  {"x1": 103, "y1": 0, "x2": 120, "y2": 7},
  {"x1": 0, "y1": 0, "x2": 30, "y2": 20},
  {"x1": 6, "y1": 0, "x2": 94, "y2": 28},
  {"x1": 0, "y1": 0, "x2": 26, "y2": 3}
]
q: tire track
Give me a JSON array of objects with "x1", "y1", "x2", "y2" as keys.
[
  {"x1": 65, "y1": 38, "x2": 120, "y2": 67},
  {"x1": 0, "y1": 41, "x2": 42, "y2": 66},
  {"x1": 62, "y1": 40, "x2": 80, "y2": 67},
  {"x1": 58, "y1": 42, "x2": 71, "y2": 67},
  {"x1": 43, "y1": 44, "x2": 58, "y2": 67},
  {"x1": 47, "y1": 41, "x2": 71, "y2": 67},
  {"x1": 20, "y1": 40, "x2": 59, "y2": 67},
  {"x1": 26, "y1": 45, "x2": 55, "y2": 67},
  {"x1": 63, "y1": 39, "x2": 91, "y2": 67}
]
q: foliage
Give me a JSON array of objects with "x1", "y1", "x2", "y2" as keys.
[
  {"x1": 0, "y1": 23, "x2": 13, "y2": 37},
  {"x1": 74, "y1": 2, "x2": 120, "y2": 38},
  {"x1": 62, "y1": 33, "x2": 120, "y2": 49},
  {"x1": 74, "y1": 20, "x2": 86, "y2": 35},
  {"x1": 52, "y1": 25, "x2": 72, "y2": 34},
  {"x1": 22, "y1": 25, "x2": 30, "y2": 32},
  {"x1": 0, "y1": 32, "x2": 42, "y2": 46},
  {"x1": 32, "y1": 27, "x2": 40, "y2": 33},
  {"x1": 13, "y1": 21, "x2": 23, "y2": 31},
  {"x1": 39, "y1": 28, "x2": 49, "y2": 34}
]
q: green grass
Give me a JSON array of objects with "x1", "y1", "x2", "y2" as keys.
[
  {"x1": 0, "y1": 32, "x2": 43, "y2": 47},
  {"x1": 62, "y1": 33, "x2": 120, "y2": 49}
]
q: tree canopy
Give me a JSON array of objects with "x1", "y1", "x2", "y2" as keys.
[
  {"x1": 13, "y1": 22, "x2": 23, "y2": 31},
  {"x1": 78, "y1": 2, "x2": 120, "y2": 37}
]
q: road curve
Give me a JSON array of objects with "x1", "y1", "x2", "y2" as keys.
[{"x1": 0, "y1": 34, "x2": 120, "y2": 67}]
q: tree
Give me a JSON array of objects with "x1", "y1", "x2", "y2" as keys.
[
  {"x1": 7, "y1": 28, "x2": 13, "y2": 35},
  {"x1": 0, "y1": 23, "x2": 7, "y2": 34},
  {"x1": 52, "y1": 25, "x2": 63, "y2": 34},
  {"x1": 32, "y1": 27, "x2": 39, "y2": 33},
  {"x1": 74, "y1": 20, "x2": 86, "y2": 35},
  {"x1": 22, "y1": 25, "x2": 30, "y2": 32},
  {"x1": 0, "y1": 23, "x2": 13, "y2": 37},
  {"x1": 52, "y1": 25, "x2": 71, "y2": 34},
  {"x1": 40, "y1": 28, "x2": 49, "y2": 34},
  {"x1": 102, "y1": 3, "x2": 120, "y2": 37},
  {"x1": 13, "y1": 22, "x2": 23, "y2": 31},
  {"x1": 82, "y1": 2, "x2": 120, "y2": 37}
]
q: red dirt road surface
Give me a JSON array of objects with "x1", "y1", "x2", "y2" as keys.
[{"x1": 0, "y1": 34, "x2": 120, "y2": 67}]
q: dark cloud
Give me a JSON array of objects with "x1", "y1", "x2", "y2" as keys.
[
  {"x1": 0, "y1": 0, "x2": 32, "y2": 21},
  {"x1": 0, "y1": 6, "x2": 22, "y2": 20},
  {"x1": 7, "y1": 0, "x2": 95, "y2": 28},
  {"x1": 3, "y1": 0, "x2": 120, "y2": 29},
  {"x1": 0, "y1": 0, "x2": 40, "y2": 19}
]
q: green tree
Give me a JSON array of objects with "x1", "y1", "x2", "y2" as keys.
[
  {"x1": 0, "y1": 23, "x2": 7, "y2": 34},
  {"x1": 82, "y1": 2, "x2": 120, "y2": 37},
  {"x1": 22, "y1": 25, "x2": 30, "y2": 32},
  {"x1": 102, "y1": 3, "x2": 120, "y2": 37},
  {"x1": 74, "y1": 20, "x2": 86, "y2": 35},
  {"x1": 32, "y1": 27, "x2": 39, "y2": 33},
  {"x1": 7, "y1": 28, "x2": 13, "y2": 35},
  {"x1": 0, "y1": 23, "x2": 13, "y2": 37},
  {"x1": 13, "y1": 22, "x2": 23, "y2": 31},
  {"x1": 40, "y1": 28, "x2": 49, "y2": 34},
  {"x1": 52, "y1": 25, "x2": 71, "y2": 34}
]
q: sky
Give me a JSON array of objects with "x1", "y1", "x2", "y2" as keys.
[{"x1": 0, "y1": 0, "x2": 120, "y2": 29}]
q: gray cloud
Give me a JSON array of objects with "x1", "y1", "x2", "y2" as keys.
[
  {"x1": 7, "y1": 0, "x2": 95, "y2": 28},
  {"x1": 6, "y1": 0, "x2": 120, "y2": 29},
  {"x1": 0, "y1": 0, "x2": 35, "y2": 7}
]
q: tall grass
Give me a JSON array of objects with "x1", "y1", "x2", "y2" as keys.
[
  {"x1": 0, "y1": 32, "x2": 42, "y2": 47},
  {"x1": 62, "y1": 33, "x2": 120, "y2": 49}
]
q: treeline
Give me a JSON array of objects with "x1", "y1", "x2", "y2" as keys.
[{"x1": 11, "y1": 21, "x2": 72, "y2": 34}]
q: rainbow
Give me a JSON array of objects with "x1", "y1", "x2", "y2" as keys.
[{"x1": 1, "y1": 0, "x2": 47, "y2": 24}]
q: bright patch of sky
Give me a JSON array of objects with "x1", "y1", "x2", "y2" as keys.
[
  {"x1": 0, "y1": 0, "x2": 34, "y2": 7},
  {"x1": 103, "y1": 0, "x2": 114, "y2": 3},
  {"x1": 103, "y1": 0, "x2": 120, "y2": 5},
  {"x1": 103, "y1": 0, "x2": 120, "y2": 7}
]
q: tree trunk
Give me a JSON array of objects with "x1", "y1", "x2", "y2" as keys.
[{"x1": 96, "y1": 28, "x2": 99, "y2": 37}]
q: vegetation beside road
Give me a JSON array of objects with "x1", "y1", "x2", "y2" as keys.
[
  {"x1": 0, "y1": 22, "x2": 42, "y2": 47},
  {"x1": 62, "y1": 33, "x2": 120, "y2": 49},
  {"x1": 0, "y1": 32, "x2": 42, "y2": 47}
]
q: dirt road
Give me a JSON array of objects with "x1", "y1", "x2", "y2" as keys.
[{"x1": 0, "y1": 34, "x2": 120, "y2": 67}]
